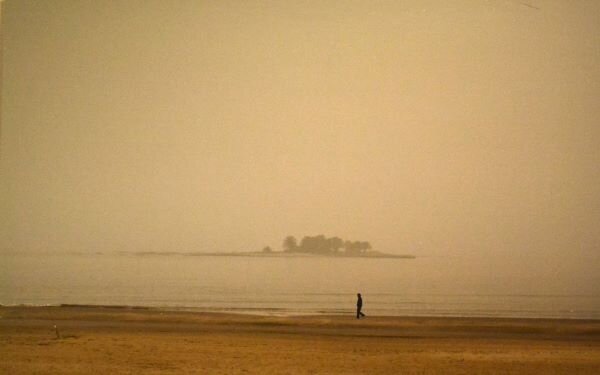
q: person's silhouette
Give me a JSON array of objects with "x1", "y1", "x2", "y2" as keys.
[{"x1": 356, "y1": 293, "x2": 365, "y2": 319}]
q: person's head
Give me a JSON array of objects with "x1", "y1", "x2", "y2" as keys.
[{"x1": 357, "y1": 293, "x2": 361, "y2": 297}]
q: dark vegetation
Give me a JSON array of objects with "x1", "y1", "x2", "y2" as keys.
[{"x1": 282, "y1": 235, "x2": 372, "y2": 256}]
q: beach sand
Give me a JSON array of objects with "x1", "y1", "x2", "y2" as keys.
[{"x1": 1, "y1": 306, "x2": 599, "y2": 374}]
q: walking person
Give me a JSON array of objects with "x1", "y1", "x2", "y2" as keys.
[{"x1": 356, "y1": 293, "x2": 366, "y2": 319}]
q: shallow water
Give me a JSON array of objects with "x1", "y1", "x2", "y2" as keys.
[{"x1": 1, "y1": 252, "x2": 598, "y2": 319}]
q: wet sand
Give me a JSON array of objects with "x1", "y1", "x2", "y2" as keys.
[{"x1": 1, "y1": 306, "x2": 599, "y2": 374}]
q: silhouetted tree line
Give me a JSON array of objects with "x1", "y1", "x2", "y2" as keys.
[{"x1": 282, "y1": 235, "x2": 372, "y2": 255}]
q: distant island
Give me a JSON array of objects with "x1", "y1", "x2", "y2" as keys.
[
  {"x1": 126, "y1": 235, "x2": 414, "y2": 259},
  {"x1": 256, "y1": 235, "x2": 415, "y2": 259}
]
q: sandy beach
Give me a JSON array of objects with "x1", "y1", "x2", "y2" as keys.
[{"x1": 1, "y1": 306, "x2": 599, "y2": 374}]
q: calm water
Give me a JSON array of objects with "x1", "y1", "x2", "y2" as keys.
[{"x1": 1, "y1": 253, "x2": 599, "y2": 319}]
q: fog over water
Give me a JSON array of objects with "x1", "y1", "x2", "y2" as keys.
[
  {"x1": 0, "y1": 1, "x2": 599, "y2": 312},
  {"x1": 1, "y1": 252, "x2": 599, "y2": 319}
]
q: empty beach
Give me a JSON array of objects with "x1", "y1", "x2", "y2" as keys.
[{"x1": 1, "y1": 306, "x2": 599, "y2": 374}]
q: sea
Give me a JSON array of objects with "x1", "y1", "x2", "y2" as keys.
[{"x1": 1, "y1": 252, "x2": 599, "y2": 319}]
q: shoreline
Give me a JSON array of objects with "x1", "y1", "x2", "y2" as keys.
[
  {"x1": 2, "y1": 303, "x2": 598, "y2": 321},
  {"x1": 2, "y1": 305, "x2": 599, "y2": 374},
  {"x1": 2, "y1": 251, "x2": 417, "y2": 259},
  {"x1": 2, "y1": 305, "x2": 600, "y2": 337}
]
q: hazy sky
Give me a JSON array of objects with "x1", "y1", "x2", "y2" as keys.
[{"x1": 0, "y1": 0, "x2": 598, "y2": 260}]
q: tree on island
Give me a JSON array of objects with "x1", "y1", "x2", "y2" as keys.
[
  {"x1": 262, "y1": 246, "x2": 273, "y2": 253},
  {"x1": 300, "y1": 235, "x2": 330, "y2": 254},
  {"x1": 328, "y1": 237, "x2": 344, "y2": 253},
  {"x1": 344, "y1": 240, "x2": 371, "y2": 255},
  {"x1": 283, "y1": 236, "x2": 298, "y2": 252}
]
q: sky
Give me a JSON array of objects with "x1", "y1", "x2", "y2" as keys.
[{"x1": 0, "y1": 0, "x2": 598, "y2": 262}]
